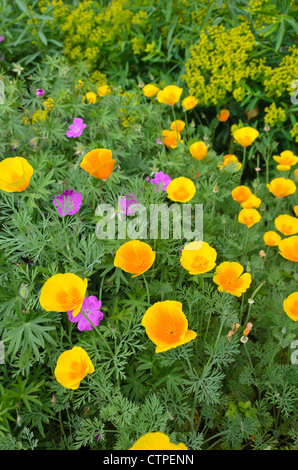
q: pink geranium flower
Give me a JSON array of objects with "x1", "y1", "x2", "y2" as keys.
[
  {"x1": 66, "y1": 118, "x2": 86, "y2": 138},
  {"x1": 68, "y1": 296, "x2": 104, "y2": 331}
]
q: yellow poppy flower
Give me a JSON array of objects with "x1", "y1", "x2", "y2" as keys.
[
  {"x1": 80, "y1": 148, "x2": 115, "y2": 180},
  {"x1": 166, "y1": 177, "x2": 196, "y2": 202},
  {"x1": 263, "y1": 231, "x2": 281, "y2": 246},
  {"x1": 217, "y1": 109, "x2": 230, "y2": 122},
  {"x1": 0, "y1": 157, "x2": 33, "y2": 193},
  {"x1": 142, "y1": 84, "x2": 159, "y2": 98},
  {"x1": 180, "y1": 241, "x2": 217, "y2": 275},
  {"x1": 170, "y1": 120, "x2": 185, "y2": 133},
  {"x1": 114, "y1": 240, "x2": 156, "y2": 278},
  {"x1": 231, "y1": 186, "x2": 252, "y2": 203},
  {"x1": 182, "y1": 95, "x2": 198, "y2": 110},
  {"x1": 274, "y1": 214, "x2": 298, "y2": 236},
  {"x1": 238, "y1": 208, "x2": 261, "y2": 228},
  {"x1": 40, "y1": 273, "x2": 88, "y2": 317},
  {"x1": 283, "y1": 292, "x2": 298, "y2": 321},
  {"x1": 267, "y1": 177, "x2": 296, "y2": 198},
  {"x1": 157, "y1": 85, "x2": 183, "y2": 106},
  {"x1": 54, "y1": 346, "x2": 95, "y2": 390},
  {"x1": 130, "y1": 432, "x2": 188, "y2": 450},
  {"x1": 278, "y1": 236, "x2": 298, "y2": 261},
  {"x1": 213, "y1": 262, "x2": 252, "y2": 297},
  {"x1": 189, "y1": 141, "x2": 208, "y2": 161}
]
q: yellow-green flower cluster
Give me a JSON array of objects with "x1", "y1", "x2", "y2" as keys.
[
  {"x1": 263, "y1": 46, "x2": 298, "y2": 98},
  {"x1": 264, "y1": 103, "x2": 287, "y2": 127},
  {"x1": 183, "y1": 24, "x2": 262, "y2": 106},
  {"x1": 290, "y1": 123, "x2": 298, "y2": 143}
]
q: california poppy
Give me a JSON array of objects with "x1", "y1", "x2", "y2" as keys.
[
  {"x1": 267, "y1": 177, "x2": 296, "y2": 198},
  {"x1": 189, "y1": 141, "x2": 208, "y2": 161},
  {"x1": 263, "y1": 231, "x2": 281, "y2": 246},
  {"x1": 213, "y1": 261, "x2": 252, "y2": 297},
  {"x1": 233, "y1": 127, "x2": 259, "y2": 147},
  {"x1": 141, "y1": 300, "x2": 197, "y2": 353},
  {"x1": 166, "y1": 177, "x2": 196, "y2": 202},
  {"x1": 274, "y1": 214, "x2": 298, "y2": 236},
  {"x1": 157, "y1": 85, "x2": 183, "y2": 106},
  {"x1": 54, "y1": 346, "x2": 94, "y2": 389},
  {"x1": 130, "y1": 432, "x2": 187, "y2": 450},
  {"x1": 238, "y1": 208, "x2": 261, "y2": 228},
  {"x1": 80, "y1": 148, "x2": 115, "y2": 180},
  {"x1": 40, "y1": 273, "x2": 88, "y2": 317},
  {"x1": 114, "y1": 240, "x2": 156, "y2": 277},
  {"x1": 278, "y1": 236, "x2": 298, "y2": 262},
  {"x1": 0, "y1": 157, "x2": 33, "y2": 193},
  {"x1": 283, "y1": 292, "x2": 298, "y2": 321},
  {"x1": 180, "y1": 241, "x2": 217, "y2": 275}
]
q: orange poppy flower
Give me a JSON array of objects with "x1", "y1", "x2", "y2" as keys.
[
  {"x1": 80, "y1": 148, "x2": 115, "y2": 180},
  {"x1": 278, "y1": 236, "x2": 298, "y2": 262},
  {"x1": 162, "y1": 129, "x2": 183, "y2": 149},
  {"x1": 263, "y1": 231, "x2": 281, "y2": 246},
  {"x1": 213, "y1": 261, "x2": 252, "y2": 297},
  {"x1": 157, "y1": 85, "x2": 183, "y2": 106},
  {"x1": 294, "y1": 206, "x2": 298, "y2": 217},
  {"x1": 84, "y1": 92, "x2": 97, "y2": 104},
  {"x1": 283, "y1": 292, "x2": 298, "y2": 321},
  {"x1": 267, "y1": 177, "x2": 296, "y2": 198},
  {"x1": 180, "y1": 241, "x2": 217, "y2": 275},
  {"x1": 274, "y1": 214, "x2": 298, "y2": 236},
  {"x1": 238, "y1": 208, "x2": 261, "y2": 228},
  {"x1": 182, "y1": 95, "x2": 198, "y2": 110},
  {"x1": 54, "y1": 346, "x2": 95, "y2": 390},
  {"x1": 0, "y1": 157, "x2": 33, "y2": 193},
  {"x1": 142, "y1": 84, "x2": 159, "y2": 98},
  {"x1": 130, "y1": 432, "x2": 188, "y2": 450},
  {"x1": 40, "y1": 273, "x2": 88, "y2": 317},
  {"x1": 141, "y1": 300, "x2": 197, "y2": 353},
  {"x1": 233, "y1": 127, "x2": 259, "y2": 147},
  {"x1": 231, "y1": 186, "x2": 252, "y2": 203},
  {"x1": 189, "y1": 141, "x2": 208, "y2": 161},
  {"x1": 114, "y1": 240, "x2": 156, "y2": 277},
  {"x1": 217, "y1": 109, "x2": 230, "y2": 122},
  {"x1": 166, "y1": 177, "x2": 196, "y2": 202},
  {"x1": 170, "y1": 120, "x2": 185, "y2": 133}
]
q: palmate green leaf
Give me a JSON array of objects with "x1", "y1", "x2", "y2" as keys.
[{"x1": 3, "y1": 315, "x2": 57, "y2": 359}]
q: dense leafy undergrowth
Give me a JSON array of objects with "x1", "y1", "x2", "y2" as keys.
[{"x1": 0, "y1": 0, "x2": 297, "y2": 451}]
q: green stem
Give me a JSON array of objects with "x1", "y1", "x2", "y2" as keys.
[
  {"x1": 244, "y1": 281, "x2": 265, "y2": 325},
  {"x1": 142, "y1": 273, "x2": 150, "y2": 305}
]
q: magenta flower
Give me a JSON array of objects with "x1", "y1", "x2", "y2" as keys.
[
  {"x1": 0, "y1": 56, "x2": 5, "y2": 61},
  {"x1": 68, "y1": 296, "x2": 104, "y2": 331},
  {"x1": 53, "y1": 189, "x2": 82, "y2": 217},
  {"x1": 148, "y1": 171, "x2": 172, "y2": 193},
  {"x1": 66, "y1": 117, "x2": 87, "y2": 138},
  {"x1": 156, "y1": 138, "x2": 163, "y2": 145},
  {"x1": 0, "y1": 36, "x2": 5, "y2": 43},
  {"x1": 119, "y1": 193, "x2": 141, "y2": 215},
  {"x1": 36, "y1": 88, "x2": 45, "y2": 97}
]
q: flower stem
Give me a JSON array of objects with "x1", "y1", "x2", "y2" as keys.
[{"x1": 142, "y1": 273, "x2": 150, "y2": 305}]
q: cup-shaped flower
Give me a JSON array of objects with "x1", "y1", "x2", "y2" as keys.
[
  {"x1": 263, "y1": 231, "x2": 281, "y2": 246},
  {"x1": 166, "y1": 177, "x2": 196, "y2": 202},
  {"x1": 231, "y1": 185, "x2": 252, "y2": 203},
  {"x1": 130, "y1": 432, "x2": 187, "y2": 450},
  {"x1": 40, "y1": 273, "x2": 88, "y2": 317},
  {"x1": 182, "y1": 96, "x2": 198, "y2": 111},
  {"x1": 142, "y1": 84, "x2": 159, "y2": 98},
  {"x1": 218, "y1": 155, "x2": 242, "y2": 171},
  {"x1": 274, "y1": 214, "x2": 298, "y2": 236},
  {"x1": 273, "y1": 151, "x2": 298, "y2": 171},
  {"x1": 278, "y1": 236, "x2": 298, "y2": 262},
  {"x1": 141, "y1": 300, "x2": 197, "y2": 353},
  {"x1": 283, "y1": 292, "x2": 298, "y2": 321},
  {"x1": 238, "y1": 208, "x2": 261, "y2": 228},
  {"x1": 0, "y1": 157, "x2": 33, "y2": 193},
  {"x1": 80, "y1": 148, "x2": 115, "y2": 180},
  {"x1": 114, "y1": 240, "x2": 156, "y2": 277},
  {"x1": 189, "y1": 141, "x2": 208, "y2": 161},
  {"x1": 213, "y1": 261, "x2": 252, "y2": 297},
  {"x1": 157, "y1": 85, "x2": 183, "y2": 106},
  {"x1": 54, "y1": 346, "x2": 94, "y2": 389},
  {"x1": 241, "y1": 194, "x2": 261, "y2": 209},
  {"x1": 267, "y1": 177, "x2": 296, "y2": 198},
  {"x1": 170, "y1": 120, "x2": 185, "y2": 133},
  {"x1": 162, "y1": 129, "x2": 183, "y2": 149},
  {"x1": 233, "y1": 127, "x2": 259, "y2": 147},
  {"x1": 180, "y1": 241, "x2": 217, "y2": 275},
  {"x1": 217, "y1": 109, "x2": 230, "y2": 122}
]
